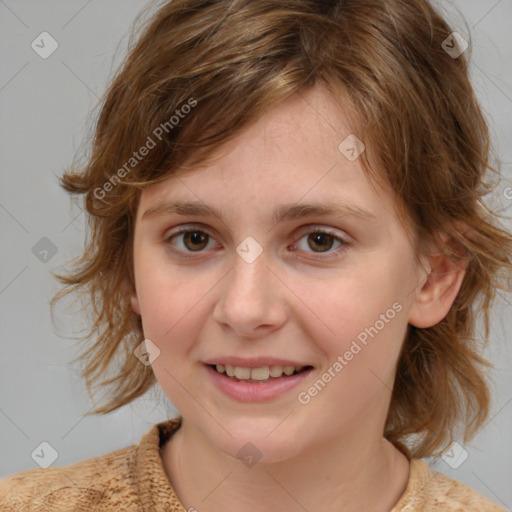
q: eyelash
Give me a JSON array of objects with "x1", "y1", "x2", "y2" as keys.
[{"x1": 163, "y1": 224, "x2": 350, "y2": 260}]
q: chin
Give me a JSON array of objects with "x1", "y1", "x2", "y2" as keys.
[{"x1": 210, "y1": 420, "x2": 305, "y2": 466}]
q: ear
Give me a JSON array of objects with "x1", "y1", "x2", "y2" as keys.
[
  {"x1": 129, "y1": 280, "x2": 141, "y2": 315},
  {"x1": 131, "y1": 292, "x2": 141, "y2": 315},
  {"x1": 408, "y1": 229, "x2": 470, "y2": 329}
]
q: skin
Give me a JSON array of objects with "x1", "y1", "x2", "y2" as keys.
[{"x1": 130, "y1": 84, "x2": 467, "y2": 512}]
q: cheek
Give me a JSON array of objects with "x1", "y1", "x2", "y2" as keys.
[
  {"x1": 293, "y1": 274, "x2": 408, "y2": 415},
  {"x1": 291, "y1": 265, "x2": 406, "y2": 355},
  {"x1": 134, "y1": 256, "x2": 216, "y2": 354},
  {"x1": 291, "y1": 272, "x2": 410, "y2": 414}
]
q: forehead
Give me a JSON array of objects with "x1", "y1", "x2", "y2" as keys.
[
  {"x1": 246, "y1": 85, "x2": 361, "y2": 162},
  {"x1": 136, "y1": 84, "x2": 399, "y2": 226}
]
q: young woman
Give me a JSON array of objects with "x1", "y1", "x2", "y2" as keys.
[{"x1": 1, "y1": 0, "x2": 510, "y2": 510}]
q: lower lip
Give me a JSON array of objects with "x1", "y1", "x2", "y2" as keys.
[{"x1": 204, "y1": 364, "x2": 313, "y2": 402}]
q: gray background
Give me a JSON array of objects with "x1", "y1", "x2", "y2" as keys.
[{"x1": 1, "y1": 0, "x2": 511, "y2": 508}]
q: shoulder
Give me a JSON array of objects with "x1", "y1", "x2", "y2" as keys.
[
  {"x1": 392, "y1": 458, "x2": 507, "y2": 511},
  {"x1": 0, "y1": 418, "x2": 184, "y2": 511},
  {"x1": 0, "y1": 440, "x2": 140, "y2": 511}
]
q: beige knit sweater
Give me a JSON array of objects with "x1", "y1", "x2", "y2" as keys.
[{"x1": 0, "y1": 417, "x2": 507, "y2": 511}]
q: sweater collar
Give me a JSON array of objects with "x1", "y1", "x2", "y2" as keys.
[
  {"x1": 134, "y1": 416, "x2": 432, "y2": 511},
  {"x1": 135, "y1": 416, "x2": 185, "y2": 510}
]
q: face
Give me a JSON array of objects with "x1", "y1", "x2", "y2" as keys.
[{"x1": 130, "y1": 85, "x2": 429, "y2": 463}]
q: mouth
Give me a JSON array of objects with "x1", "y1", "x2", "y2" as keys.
[{"x1": 208, "y1": 363, "x2": 313, "y2": 383}]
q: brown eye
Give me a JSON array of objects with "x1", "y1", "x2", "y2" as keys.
[
  {"x1": 165, "y1": 228, "x2": 217, "y2": 256},
  {"x1": 293, "y1": 228, "x2": 347, "y2": 258},
  {"x1": 182, "y1": 231, "x2": 209, "y2": 251},
  {"x1": 307, "y1": 232, "x2": 336, "y2": 252}
]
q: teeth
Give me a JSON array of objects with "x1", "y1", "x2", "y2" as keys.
[
  {"x1": 269, "y1": 365, "x2": 283, "y2": 377},
  {"x1": 214, "y1": 364, "x2": 305, "y2": 381},
  {"x1": 234, "y1": 367, "x2": 251, "y2": 379},
  {"x1": 251, "y1": 367, "x2": 270, "y2": 380}
]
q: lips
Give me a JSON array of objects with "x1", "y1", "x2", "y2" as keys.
[{"x1": 204, "y1": 358, "x2": 314, "y2": 403}]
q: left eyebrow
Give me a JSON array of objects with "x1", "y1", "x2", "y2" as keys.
[
  {"x1": 141, "y1": 200, "x2": 378, "y2": 224},
  {"x1": 271, "y1": 202, "x2": 378, "y2": 224}
]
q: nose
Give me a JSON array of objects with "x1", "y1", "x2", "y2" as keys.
[{"x1": 212, "y1": 249, "x2": 288, "y2": 338}]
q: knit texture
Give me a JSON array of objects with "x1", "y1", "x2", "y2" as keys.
[{"x1": 0, "y1": 417, "x2": 506, "y2": 511}]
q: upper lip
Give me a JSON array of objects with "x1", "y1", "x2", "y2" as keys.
[{"x1": 204, "y1": 357, "x2": 311, "y2": 368}]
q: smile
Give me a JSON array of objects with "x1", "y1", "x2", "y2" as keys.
[
  {"x1": 211, "y1": 363, "x2": 309, "y2": 382},
  {"x1": 205, "y1": 363, "x2": 314, "y2": 402}
]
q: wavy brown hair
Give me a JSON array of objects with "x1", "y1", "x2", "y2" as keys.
[{"x1": 51, "y1": 0, "x2": 512, "y2": 458}]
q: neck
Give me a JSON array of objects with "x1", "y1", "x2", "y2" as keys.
[{"x1": 161, "y1": 417, "x2": 410, "y2": 512}]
